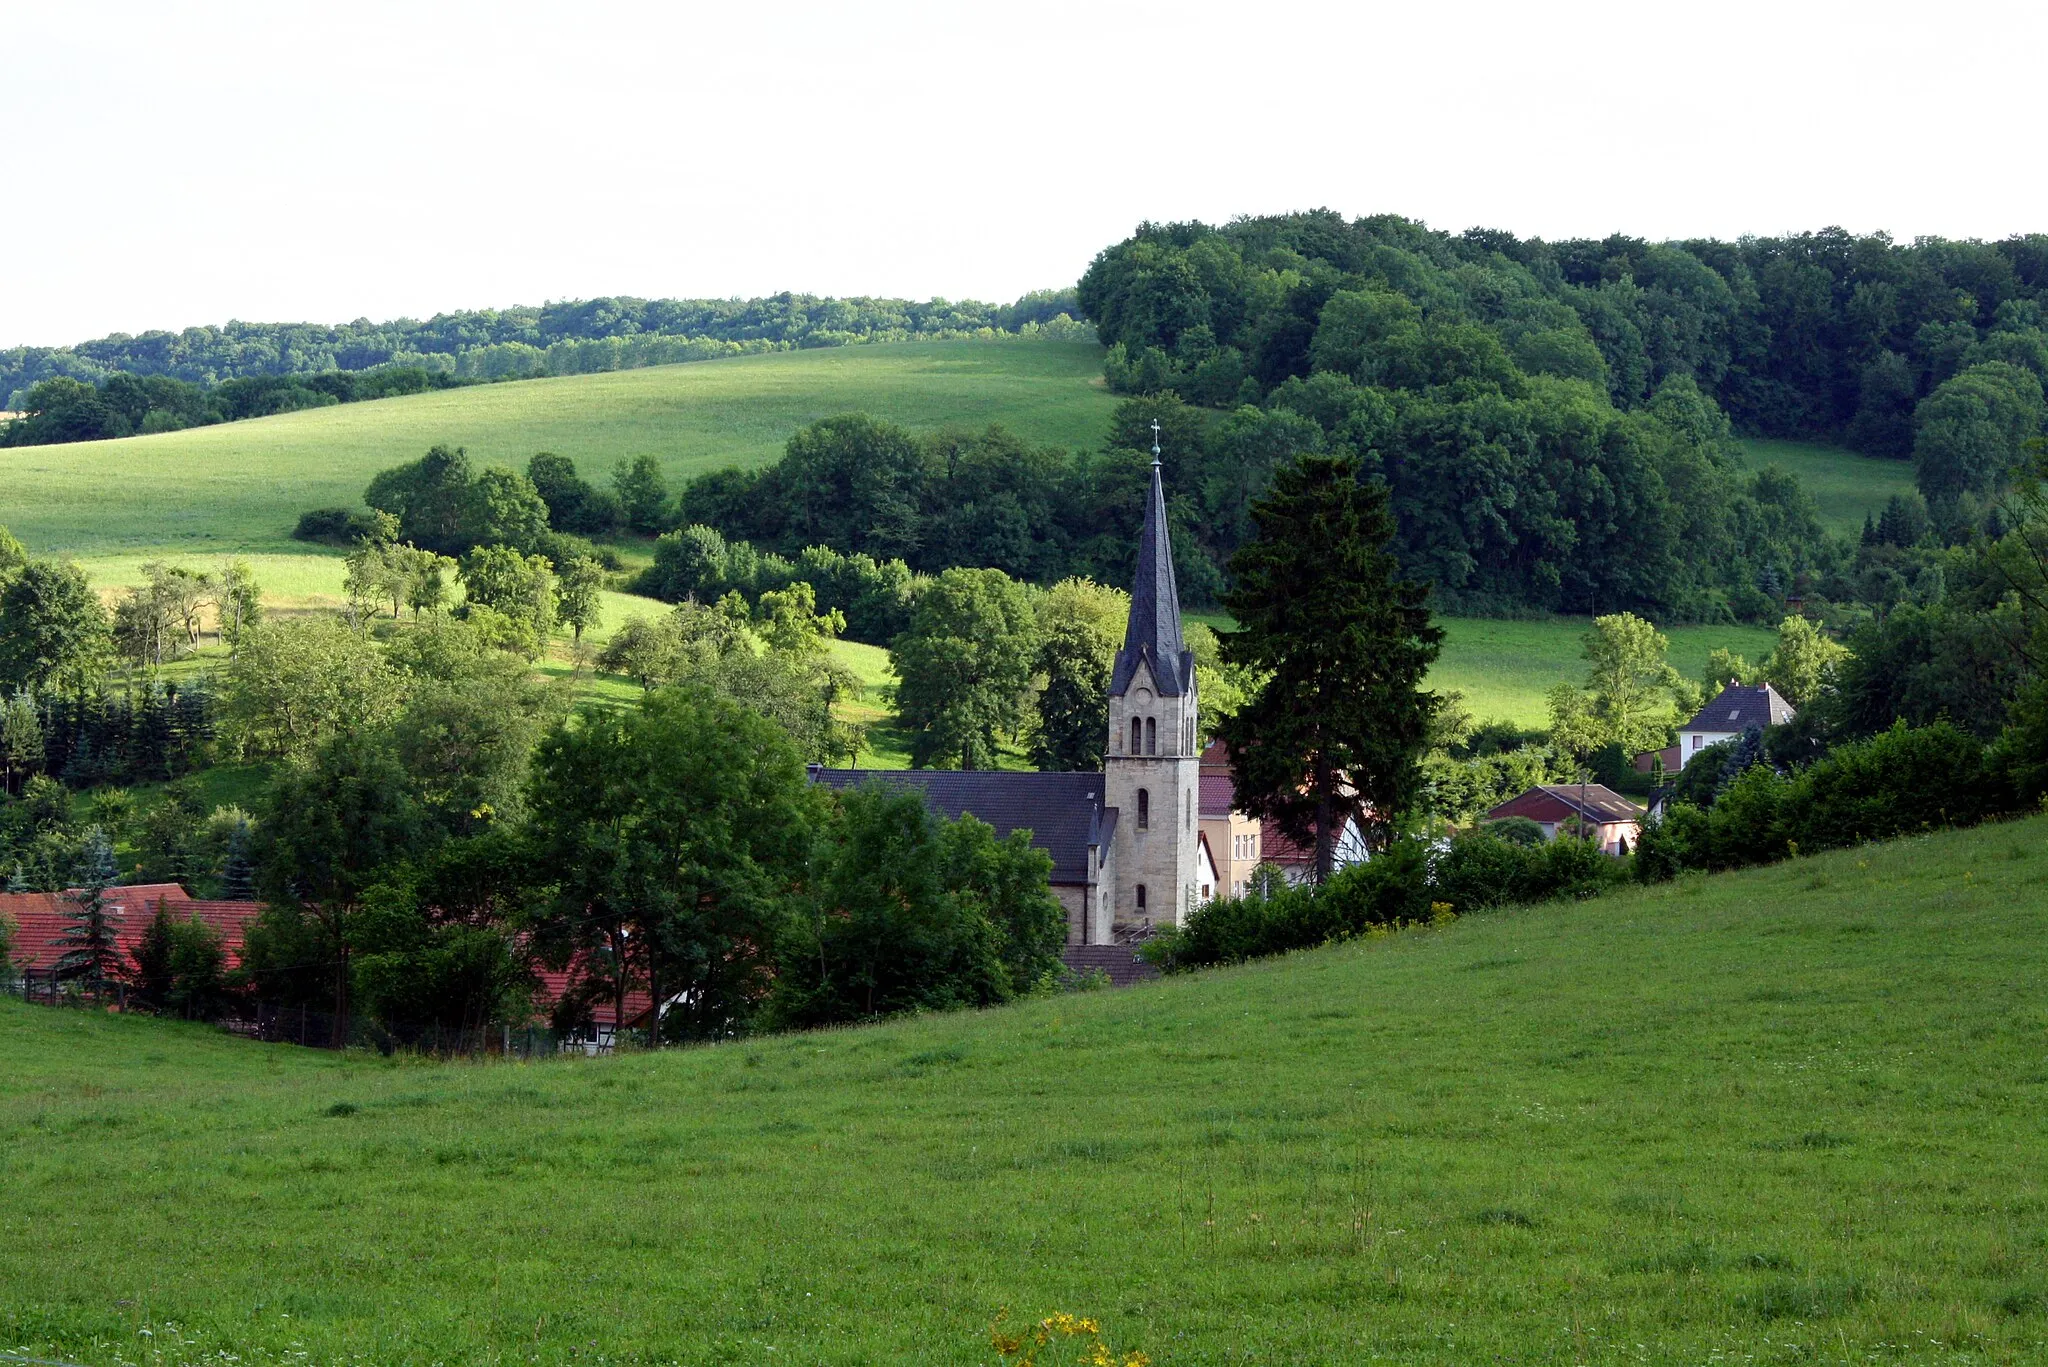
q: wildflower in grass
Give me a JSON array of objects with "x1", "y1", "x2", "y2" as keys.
[{"x1": 990, "y1": 1309, "x2": 1146, "y2": 1367}]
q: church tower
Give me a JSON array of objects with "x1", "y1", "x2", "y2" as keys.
[{"x1": 1100, "y1": 422, "x2": 1200, "y2": 943}]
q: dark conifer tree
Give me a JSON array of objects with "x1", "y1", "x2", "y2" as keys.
[
  {"x1": 219, "y1": 818, "x2": 256, "y2": 901},
  {"x1": 1218, "y1": 454, "x2": 1443, "y2": 877},
  {"x1": 53, "y1": 827, "x2": 123, "y2": 983}
]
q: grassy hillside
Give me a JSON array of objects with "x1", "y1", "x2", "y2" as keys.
[
  {"x1": 0, "y1": 339, "x2": 1115, "y2": 557},
  {"x1": 1738, "y1": 437, "x2": 1918, "y2": 537},
  {"x1": 4, "y1": 816, "x2": 2045, "y2": 1365}
]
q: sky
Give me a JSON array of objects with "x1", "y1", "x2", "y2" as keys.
[{"x1": 6, "y1": 0, "x2": 2048, "y2": 349}]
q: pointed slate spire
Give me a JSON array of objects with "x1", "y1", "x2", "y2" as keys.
[{"x1": 1111, "y1": 420, "x2": 1191, "y2": 697}]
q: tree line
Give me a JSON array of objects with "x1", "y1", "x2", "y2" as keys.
[
  {"x1": 0, "y1": 288, "x2": 1092, "y2": 423},
  {"x1": 1, "y1": 367, "x2": 477, "y2": 446},
  {"x1": 1081, "y1": 214, "x2": 2048, "y2": 588}
]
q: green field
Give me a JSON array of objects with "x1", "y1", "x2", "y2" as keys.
[
  {"x1": 0, "y1": 340, "x2": 1115, "y2": 557},
  {"x1": 1433, "y1": 616, "x2": 1778, "y2": 728},
  {"x1": 1738, "y1": 438, "x2": 1918, "y2": 537},
  {"x1": 5, "y1": 815, "x2": 2045, "y2": 1364}
]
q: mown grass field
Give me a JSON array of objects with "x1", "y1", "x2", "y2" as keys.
[
  {"x1": 0, "y1": 340, "x2": 1115, "y2": 557},
  {"x1": 1432, "y1": 617, "x2": 1779, "y2": 728},
  {"x1": 1738, "y1": 438, "x2": 1918, "y2": 537},
  {"x1": 3, "y1": 816, "x2": 2045, "y2": 1365}
]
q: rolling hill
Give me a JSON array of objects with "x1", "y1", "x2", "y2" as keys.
[
  {"x1": 3, "y1": 815, "x2": 2044, "y2": 1364},
  {"x1": 0, "y1": 339, "x2": 1117, "y2": 557}
]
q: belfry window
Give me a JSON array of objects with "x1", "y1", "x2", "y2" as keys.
[
  {"x1": 1144, "y1": 717, "x2": 1157, "y2": 755},
  {"x1": 1137, "y1": 788, "x2": 1150, "y2": 829},
  {"x1": 1131, "y1": 718, "x2": 1142, "y2": 754}
]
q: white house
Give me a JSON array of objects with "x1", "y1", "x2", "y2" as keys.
[{"x1": 1677, "y1": 682, "x2": 1795, "y2": 768}]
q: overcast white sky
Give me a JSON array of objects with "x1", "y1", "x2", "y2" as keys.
[{"x1": 5, "y1": 0, "x2": 2046, "y2": 349}]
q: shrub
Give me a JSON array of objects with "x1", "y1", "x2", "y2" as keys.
[
  {"x1": 1787, "y1": 720, "x2": 1991, "y2": 849},
  {"x1": 1638, "y1": 719, "x2": 2009, "y2": 882},
  {"x1": 293, "y1": 507, "x2": 380, "y2": 545},
  {"x1": 1435, "y1": 829, "x2": 1624, "y2": 911},
  {"x1": 1635, "y1": 803, "x2": 1712, "y2": 882},
  {"x1": 1708, "y1": 764, "x2": 1794, "y2": 868}
]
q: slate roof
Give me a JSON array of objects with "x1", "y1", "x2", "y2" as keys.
[
  {"x1": 1, "y1": 885, "x2": 264, "y2": 976},
  {"x1": 1111, "y1": 458, "x2": 1193, "y2": 698},
  {"x1": 1488, "y1": 784, "x2": 1644, "y2": 825},
  {"x1": 809, "y1": 769, "x2": 1109, "y2": 884},
  {"x1": 1682, "y1": 683, "x2": 1795, "y2": 734}
]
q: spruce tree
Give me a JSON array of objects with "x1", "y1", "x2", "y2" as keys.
[
  {"x1": 6, "y1": 862, "x2": 27, "y2": 893},
  {"x1": 1218, "y1": 454, "x2": 1443, "y2": 877},
  {"x1": 53, "y1": 826, "x2": 122, "y2": 983},
  {"x1": 1715, "y1": 724, "x2": 1766, "y2": 798},
  {"x1": 219, "y1": 818, "x2": 256, "y2": 901}
]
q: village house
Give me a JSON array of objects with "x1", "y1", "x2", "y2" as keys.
[
  {"x1": 1676, "y1": 682, "x2": 1795, "y2": 768},
  {"x1": 1485, "y1": 784, "x2": 1645, "y2": 856},
  {"x1": 0, "y1": 883, "x2": 266, "y2": 985}
]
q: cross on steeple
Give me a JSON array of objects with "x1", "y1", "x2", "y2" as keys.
[{"x1": 1111, "y1": 421, "x2": 1190, "y2": 698}]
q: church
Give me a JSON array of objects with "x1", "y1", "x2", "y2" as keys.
[{"x1": 812, "y1": 429, "x2": 1221, "y2": 947}]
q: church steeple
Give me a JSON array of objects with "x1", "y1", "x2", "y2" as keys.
[{"x1": 1111, "y1": 420, "x2": 1191, "y2": 698}]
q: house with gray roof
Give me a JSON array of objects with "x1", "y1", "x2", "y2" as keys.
[{"x1": 1677, "y1": 682, "x2": 1796, "y2": 768}]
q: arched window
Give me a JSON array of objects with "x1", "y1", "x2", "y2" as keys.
[
  {"x1": 1135, "y1": 884, "x2": 1148, "y2": 911},
  {"x1": 1137, "y1": 788, "x2": 1150, "y2": 829},
  {"x1": 1145, "y1": 717, "x2": 1157, "y2": 754},
  {"x1": 1131, "y1": 718, "x2": 1142, "y2": 754}
]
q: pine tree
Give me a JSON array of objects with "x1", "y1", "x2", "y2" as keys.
[
  {"x1": 53, "y1": 826, "x2": 123, "y2": 983},
  {"x1": 1219, "y1": 454, "x2": 1443, "y2": 876},
  {"x1": 1714, "y1": 724, "x2": 1766, "y2": 798},
  {"x1": 219, "y1": 817, "x2": 256, "y2": 901},
  {"x1": 1861, "y1": 512, "x2": 1878, "y2": 547},
  {"x1": 6, "y1": 862, "x2": 28, "y2": 893}
]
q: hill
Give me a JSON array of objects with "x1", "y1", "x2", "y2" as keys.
[
  {"x1": 1738, "y1": 437, "x2": 1920, "y2": 537},
  {"x1": 4, "y1": 815, "x2": 2045, "y2": 1364},
  {"x1": 0, "y1": 339, "x2": 1116, "y2": 557}
]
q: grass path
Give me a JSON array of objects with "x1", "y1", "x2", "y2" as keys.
[{"x1": 3, "y1": 815, "x2": 2045, "y2": 1364}]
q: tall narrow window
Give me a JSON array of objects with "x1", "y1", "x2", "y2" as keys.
[
  {"x1": 1135, "y1": 884, "x2": 1147, "y2": 912},
  {"x1": 1131, "y1": 718, "x2": 1142, "y2": 754},
  {"x1": 1137, "y1": 788, "x2": 1150, "y2": 829},
  {"x1": 1145, "y1": 717, "x2": 1157, "y2": 754}
]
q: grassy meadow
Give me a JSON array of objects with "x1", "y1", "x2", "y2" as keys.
[
  {"x1": 4, "y1": 814, "x2": 2046, "y2": 1365},
  {"x1": 0, "y1": 340, "x2": 1115, "y2": 557},
  {"x1": 1738, "y1": 438, "x2": 1918, "y2": 537}
]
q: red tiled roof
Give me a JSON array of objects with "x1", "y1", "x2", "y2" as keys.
[
  {"x1": 1, "y1": 886, "x2": 262, "y2": 975},
  {"x1": 1198, "y1": 772, "x2": 1236, "y2": 818},
  {"x1": 1258, "y1": 818, "x2": 1316, "y2": 868},
  {"x1": 530, "y1": 964, "x2": 653, "y2": 1028},
  {"x1": 1487, "y1": 784, "x2": 1644, "y2": 826}
]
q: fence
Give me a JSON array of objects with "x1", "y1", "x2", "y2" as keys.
[
  {"x1": 227, "y1": 1002, "x2": 596, "y2": 1058},
  {"x1": 5, "y1": 970, "x2": 128, "y2": 1010},
  {"x1": 3, "y1": 974, "x2": 597, "y2": 1059}
]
